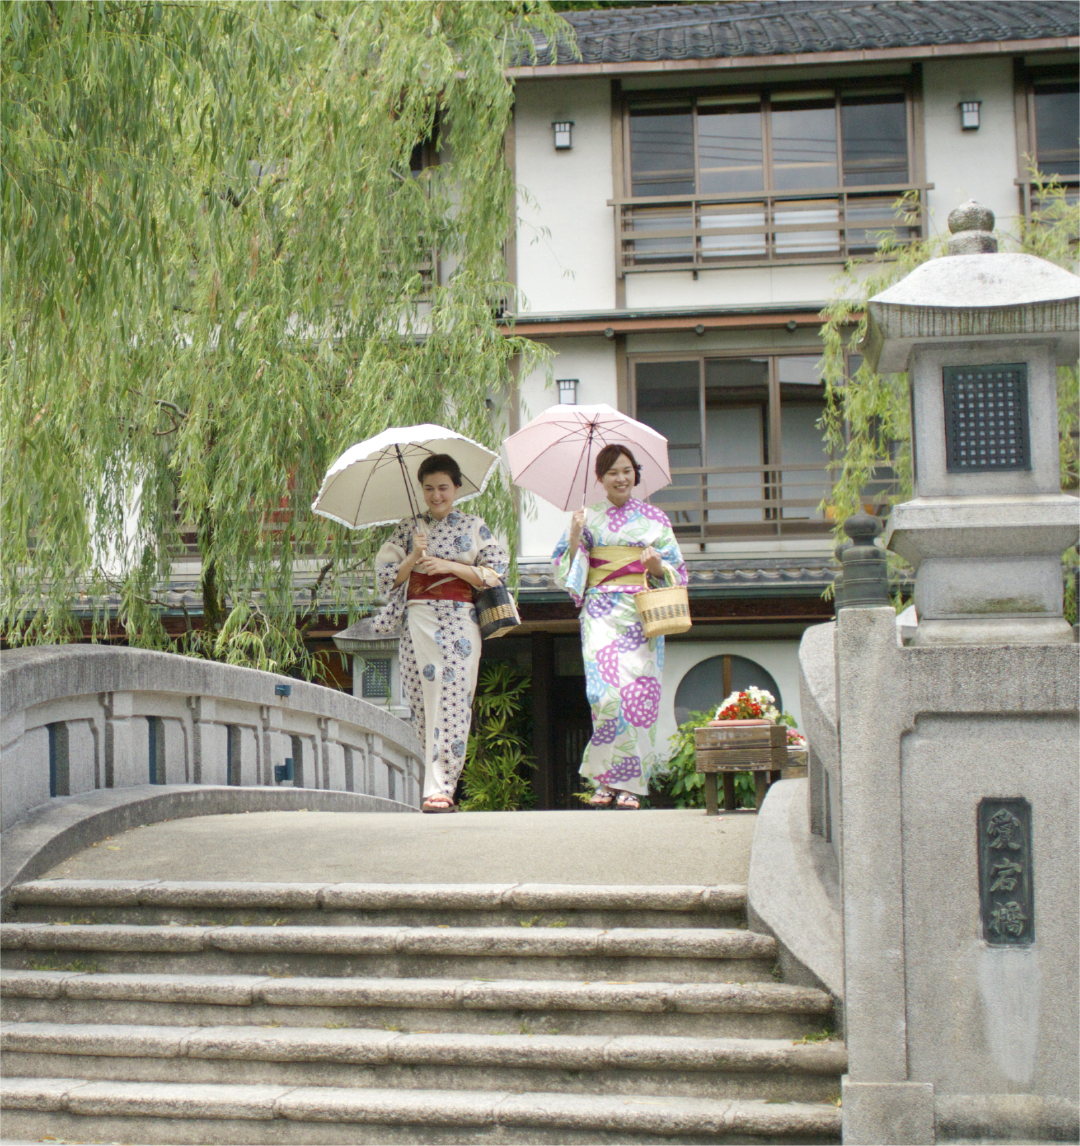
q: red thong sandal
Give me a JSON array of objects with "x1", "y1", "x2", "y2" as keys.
[
  {"x1": 422, "y1": 794, "x2": 459, "y2": 814},
  {"x1": 615, "y1": 792, "x2": 640, "y2": 810}
]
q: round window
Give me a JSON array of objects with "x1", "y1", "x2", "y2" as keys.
[{"x1": 674, "y1": 655, "x2": 781, "y2": 725}]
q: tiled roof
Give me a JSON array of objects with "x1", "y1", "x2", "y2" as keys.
[
  {"x1": 528, "y1": 1, "x2": 1078, "y2": 66},
  {"x1": 516, "y1": 556, "x2": 844, "y2": 598}
]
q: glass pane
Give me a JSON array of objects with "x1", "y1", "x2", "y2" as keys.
[
  {"x1": 774, "y1": 198, "x2": 840, "y2": 255},
  {"x1": 630, "y1": 107, "x2": 695, "y2": 195},
  {"x1": 635, "y1": 361, "x2": 702, "y2": 525},
  {"x1": 698, "y1": 103, "x2": 764, "y2": 193},
  {"x1": 699, "y1": 201, "x2": 767, "y2": 259},
  {"x1": 841, "y1": 96, "x2": 908, "y2": 186},
  {"x1": 777, "y1": 356, "x2": 828, "y2": 520},
  {"x1": 844, "y1": 193, "x2": 911, "y2": 254},
  {"x1": 627, "y1": 204, "x2": 694, "y2": 265},
  {"x1": 705, "y1": 359, "x2": 769, "y2": 525},
  {"x1": 1034, "y1": 85, "x2": 1080, "y2": 177},
  {"x1": 771, "y1": 101, "x2": 837, "y2": 190}
]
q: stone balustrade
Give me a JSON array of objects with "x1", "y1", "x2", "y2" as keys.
[{"x1": 0, "y1": 645, "x2": 424, "y2": 832}]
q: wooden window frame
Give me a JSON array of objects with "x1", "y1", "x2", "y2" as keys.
[
  {"x1": 611, "y1": 73, "x2": 929, "y2": 275},
  {"x1": 1014, "y1": 61, "x2": 1079, "y2": 219}
]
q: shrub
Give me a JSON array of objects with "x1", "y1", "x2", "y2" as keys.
[{"x1": 460, "y1": 662, "x2": 536, "y2": 811}]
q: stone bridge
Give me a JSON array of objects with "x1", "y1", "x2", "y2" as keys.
[{"x1": 0, "y1": 645, "x2": 424, "y2": 899}]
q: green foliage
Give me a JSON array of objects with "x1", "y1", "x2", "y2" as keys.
[
  {"x1": 1, "y1": 0, "x2": 572, "y2": 670},
  {"x1": 652, "y1": 711, "x2": 755, "y2": 810},
  {"x1": 819, "y1": 177, "x2": 1079, "y2": 614},
  {"x1": 460, "y1": 661, "x2": 535, "y2": 811}
]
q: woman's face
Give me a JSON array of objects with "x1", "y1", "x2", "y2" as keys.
[
  {"x1": 422, "y1": 472, "x2": 459, "y2": 519},
  {"x1": 601, "y1": 454, "x2": 636, "y2": 507}
]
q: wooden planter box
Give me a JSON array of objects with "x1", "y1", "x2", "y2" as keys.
[{"x1": 694, "y1": 723, "x2": 787, "y2": 815}]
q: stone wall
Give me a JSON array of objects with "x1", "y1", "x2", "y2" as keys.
[
  {"x1": 0, "y1": 645, "x2": 425, "y2": 832},
  {"x1": 831, "y1": 609, "x2": 1078, "y2": 1144}
]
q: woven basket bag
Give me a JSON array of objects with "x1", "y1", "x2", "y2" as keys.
[{"x1": 635, "y1": 567, "x2": 692, "y2": 638}]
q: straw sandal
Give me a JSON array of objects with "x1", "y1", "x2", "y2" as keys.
[
  {"x1": 588, "y1": 787, "x2": 616, "y2": 808},
  {"x1": 422, "y1": 794, "x2": 459, "y2": 814},
  {"x1": 615, "y1": 792, "x2": 640, "y2": 810}
]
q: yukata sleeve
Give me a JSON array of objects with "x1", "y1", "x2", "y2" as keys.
[
  {"x1": 552, "y1": 523, "x2": 590, "y2": 609},
  {"x1": 375, "y1": 519, "x2": 412, "y2": 603},
  {"x1": 649, "y1": 513, "x2": 689, "y2": 589},
  {"x1": 474, "y1": 518, "x2": 509, "y2": 580}
]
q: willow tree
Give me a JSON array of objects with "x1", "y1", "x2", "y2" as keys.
[
  {"x1": 819, "y1": 179, "x2": 1080, "y2": 614},
  {"x1": 2, "y1": 0, "x2": 566, "y2": 674}
]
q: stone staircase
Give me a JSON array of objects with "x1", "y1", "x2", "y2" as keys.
[{"x1": 0, "y1": 880, "x2": 844, "y2": 1144}]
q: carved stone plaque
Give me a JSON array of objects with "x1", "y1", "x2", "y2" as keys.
[
  {"x1": 943, "y1": 364, "x2": 1030, "y2": 474},
  {"x1": 978, "y1": 797, "x2": 1034, "y2": 946}
]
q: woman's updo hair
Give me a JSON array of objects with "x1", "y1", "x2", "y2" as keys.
[
  {"x1": 417, "y1": 453, "x2": 463, "y2": 488},
  {"x1": 594, "y1": 443, "x2": 642, "y2": 486}
]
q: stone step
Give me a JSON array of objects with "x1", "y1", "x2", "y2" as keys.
[
  {"x1": 1, "y1": 923, "x2": 777, "y2": 983},
  {"x1": 0, "y1": 1022, "x2": 847, "y2": 1101},
  {"x1": 0, "y1": 1077, "x2": 842, "y2": 1144},
  {"x1": 7, "y1": 880, "x2": 747, "y2": 930},
  {"x1": 1, "y1": 970, "x2": 832, "y2": 1039}
]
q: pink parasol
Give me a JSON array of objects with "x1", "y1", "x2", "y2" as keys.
[{"x1": 503, "y1": 403, "x2": 671, "y2": 510}]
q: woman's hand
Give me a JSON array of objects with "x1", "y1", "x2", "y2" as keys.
[
  {"x1": 416, "y1": 555, "x2": 482, "y2": 586},
  {"x1": 416, "y1": 555, "x2": 454, "y2": 577},
  {"x1": 392, "y1": 530, "x2": 429, "y2": 587},
  {"x1": 568, "y1": 508, "x2": 587, "y2": 552},
  {"x1": 402, "y1": 531, "x2": 428, "y2": 570},
  {"x1": 642, "y1": 546, "x2": 664, "y2": 578}
]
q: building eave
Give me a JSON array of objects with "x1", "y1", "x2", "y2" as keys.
[
  {"x1": 510, "y1": 36, "x2": 1079, "y2": 81},
  {"x1": 502, "y1": 303, "x2": 840, "y2": 339}
]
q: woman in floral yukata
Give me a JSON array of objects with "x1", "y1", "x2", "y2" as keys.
[
  {"x1": 552, "y1": 444, "x2": 688, "y2": 809},
  {"x1": 374, "y1": 454, "x2": 508, "y2": 813}
]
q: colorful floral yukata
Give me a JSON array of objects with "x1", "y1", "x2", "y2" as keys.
[
  {"x1": 374, "y1": 510, "x2": 508, "y2": 800},
  {"x1": 552, "y1": 498, "x2": 687, "y2": 796}
]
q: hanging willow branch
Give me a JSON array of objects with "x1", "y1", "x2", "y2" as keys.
[
  {"x1": 819, "y1": 178, "x2": 1079, "y2": 615},
  {"x1": 2, "y1": 0, "x2": 571, "y2": 673}
]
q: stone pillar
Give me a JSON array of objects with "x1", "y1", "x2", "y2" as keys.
[{"x1": 103, "y1": 691, "x2": 137, "y2": 789}]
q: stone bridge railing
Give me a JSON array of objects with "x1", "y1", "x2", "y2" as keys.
[{"x1": 0, "y1": 645, "x2": 424, "y2": 832}]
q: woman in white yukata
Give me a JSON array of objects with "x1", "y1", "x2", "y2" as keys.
[
  {"x1": 552, "y1": 444, "x2": 688, "y2": 809},
  {"x1": 373, "y1": 454, "x2": 508, "y2": 813}
]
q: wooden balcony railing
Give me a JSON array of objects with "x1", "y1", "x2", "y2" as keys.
[
  {"x1": 652, "y1": 462, "x2": 900, "y2": 544},
  {"x1": 1017, "y1": 176, "x2": 1079, "y2": 222},
  {"x1": 608, "y1": 183, "x2": 932, "y2": 275}
]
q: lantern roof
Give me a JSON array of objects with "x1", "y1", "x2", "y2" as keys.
[{"x1": 860, "y1": 202, "x2": 1080, "y2": 373}]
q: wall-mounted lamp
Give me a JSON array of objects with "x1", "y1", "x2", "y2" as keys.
[
  {"x1": 275, "y1": 683, "x2": 291, "y2": 697},
  {"x1": 557, "y1": 378, "x2": 579, "y2": 404},
  {"x1": 785, "y1": 319, "x2": 799, "y2": 332},
  {"x1": 959, "y1": 101, "x2": 981, "y2": 131},
  {"x1": 552, "y1": 121, "x2": 574, "y2": 150}
]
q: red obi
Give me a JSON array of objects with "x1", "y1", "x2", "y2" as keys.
[{"x1": 407, "y1": 571, "x2": 473, "y2": 603}]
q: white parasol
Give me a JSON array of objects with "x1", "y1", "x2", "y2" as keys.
[{"x1": 312, "y1": 424, "x2": 500, "y2": 530}]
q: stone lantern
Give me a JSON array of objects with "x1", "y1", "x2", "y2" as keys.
[{"x1": 860, "y1": 201, "x2": 1079, "y2": 644}]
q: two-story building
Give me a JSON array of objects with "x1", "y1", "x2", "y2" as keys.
[{"x1": 475, "y1": 0, "x2": 1079, "y2": 806}]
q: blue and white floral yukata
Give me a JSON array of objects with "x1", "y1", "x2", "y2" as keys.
[
  {"x1": 374, "y1": 510, "x2": 508, "y2": 800},
  {"x1": 552, "y1": 498, "x2": 687, "y2": 796}
]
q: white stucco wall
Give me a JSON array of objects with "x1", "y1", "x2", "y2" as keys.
[
  {"x1": 625, "y1": 264, "x2": 843, "y2": 310},
  {"x1": 922, "y1": 57, "x2": 1020, "y2": 236},
  {"x1": 514, "y1": 78, "x2": 616, "y2": 314},
  {"x1": 657, "y1": 637, "x2": 804, "y2": 760}
]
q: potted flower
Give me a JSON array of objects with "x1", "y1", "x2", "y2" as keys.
[{"x1": 709, "y1": 686, "x2": 780, "y2": 726}]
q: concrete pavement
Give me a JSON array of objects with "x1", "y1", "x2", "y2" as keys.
[{"x1": 37, "y1": 807, "x2": 758, "y2": 886}]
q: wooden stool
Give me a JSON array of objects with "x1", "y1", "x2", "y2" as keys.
[{"x1": 694, "y1": 724, "x2": 788, "y2": 815}]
